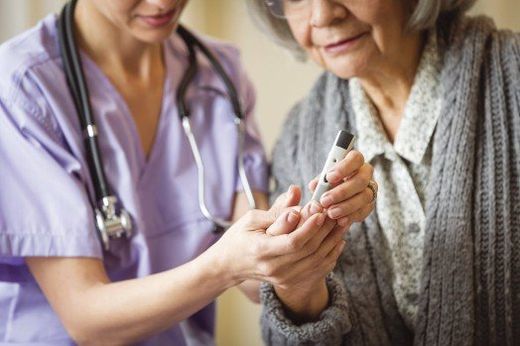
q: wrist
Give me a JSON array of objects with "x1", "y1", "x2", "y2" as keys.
[
  {"x1": 274, "y1": 279, "x2": 329, "y2": 323},
  {"x1": 197, "y1": 244, "x2": 242, "y2": 292}
]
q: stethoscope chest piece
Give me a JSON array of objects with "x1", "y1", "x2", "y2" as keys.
[{"x1": 95, "y1": 196, "x2": 133, "y2": 251}]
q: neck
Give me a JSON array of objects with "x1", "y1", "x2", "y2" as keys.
[
  {"x1": 74, "y1": 0, "x2": 163, "y2": 80},
  {"x1": 357, "y1": 31, "x2": 426, "y2": 141}
]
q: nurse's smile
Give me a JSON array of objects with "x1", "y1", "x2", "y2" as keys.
[{"x1": 138, "y1": 8, "x2": 178, "y2": 28}]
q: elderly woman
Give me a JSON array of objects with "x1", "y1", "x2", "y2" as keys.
[{"x1": 247, "y1": 0, "x2": 520, "y2": 345}]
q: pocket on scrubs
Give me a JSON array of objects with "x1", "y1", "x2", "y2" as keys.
[{"x1": 144, "y1": 217, "x2": 219, "y2": 273}]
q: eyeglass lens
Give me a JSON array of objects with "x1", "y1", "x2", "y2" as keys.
[{"x1": 265, "y1": 0, "x2": 310, "y2": 19}]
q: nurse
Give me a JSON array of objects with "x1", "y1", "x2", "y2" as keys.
[{"x1": 0, "y1": 0, "x2": 375, "y2": 344}]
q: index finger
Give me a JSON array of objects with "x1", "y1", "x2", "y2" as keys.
[{"x1": 326, "y1": 150, "x2": 365, "y2": 184}]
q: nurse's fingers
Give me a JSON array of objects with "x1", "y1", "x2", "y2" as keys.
[
  {"x1": 269, "y1": 226, "x2": 346, "y2": 287},
  {"x1": 237, "y1": 208, "x2": 289, "y2": 230},
  {"x1": 262, "y1": 213, "x2": 342, "y2": 262},
  {"x1": 276, "y1": 217, "x2": 338, "y2": 264},
  {"x1": 271, "y1": 185, "x2": 302, "y2": 212},
  {"x1": 283, "y1": 237, "x2": 345, "y2": 286},
  {"x1": 267, "y1": 199, "x2": 328, "y2": 236},
  {"x1": 266, "y1": 209, "x2": 301, "y2": 236},
  {"x1": 299, "y1": 201, "x2": 323, "y2": 223},
  {"x1": 263, "y1": 213, "x2": 330, "y2": 256}
]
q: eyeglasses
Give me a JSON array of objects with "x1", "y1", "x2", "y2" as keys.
[{"x1": 264, "y1": 0, "x2": 312, "y2": 19}]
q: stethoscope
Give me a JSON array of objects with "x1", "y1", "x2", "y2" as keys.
[{"x1": 57, "y1": 0, "x2": 256, "y2": 250}]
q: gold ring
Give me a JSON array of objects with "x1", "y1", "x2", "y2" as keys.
[{"x1": 367, "y1": 180, "x2": 378, "y2": 203}]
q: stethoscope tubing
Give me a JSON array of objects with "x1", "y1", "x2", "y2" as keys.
[
  {"x1": 58, "y1": 0, "x2": 257, "y2": 246},
  {"x1": 59, "y1": 0, "x2": 111, "y2": 200}
]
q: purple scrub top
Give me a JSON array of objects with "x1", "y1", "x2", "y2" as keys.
[{"x1": 0, "y1": 15, "x2": 268, "y2": 345}]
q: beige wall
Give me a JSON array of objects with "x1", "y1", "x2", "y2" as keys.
[{"x1": 0, "y1": 1, "x2": 518, "y2": 345}]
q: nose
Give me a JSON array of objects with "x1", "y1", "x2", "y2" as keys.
[{"x1": 309, "y1": 0, "x2": 348, "y2": 28}]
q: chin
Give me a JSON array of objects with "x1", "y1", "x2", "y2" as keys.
[
  {"x1": 327, "y1": 59, "x2": 369, "y2": 80},
  {"x1": 135, "y1": 29, "x2": 175, "y2": 44},
  {"x1": 318, "y1": 48, "x2": 371, "y2": 80}
]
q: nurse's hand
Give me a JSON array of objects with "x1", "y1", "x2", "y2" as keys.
[
  {"x1": 309, "y1": 150, "x2": 376, "y2": 226},
  {"x1": 208, "y1": 193, "x2": 345, "y2": 290},
  {"x1": 266, "y1": 192, "x2": 347, "y2": 323}
]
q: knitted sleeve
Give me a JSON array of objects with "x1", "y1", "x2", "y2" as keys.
[
  {"x1": 260, "y1": 273, "x2": 352, "y2": 345},
  {"x1": 269, "y1": 102, "x2": 304, "y2": 205}
]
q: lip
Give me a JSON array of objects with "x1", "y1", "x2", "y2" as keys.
[
  {"x1": 139, "y1": 9, "x2": 177, "y2": 28},
  {"x1": 323, "y1": 33, "x2": 367, "y2": 55}
]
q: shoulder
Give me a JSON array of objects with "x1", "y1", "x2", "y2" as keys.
[
  {"x1": 441, "y1": 15, "x2": 519, "y2": 95},
  {"x1": 0, "y1": 14, "x2": 62, "y2": 106},
  {"x1": 0, "y1": 15, "x2": 66, "y2": 144},
  {"x1": 440, "y1": 15, "x2": 519, "y2": 67}
]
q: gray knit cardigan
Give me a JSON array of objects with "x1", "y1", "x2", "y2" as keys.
[{"x1": 261, "y1": 15, "x2": 520, "y2": 346}]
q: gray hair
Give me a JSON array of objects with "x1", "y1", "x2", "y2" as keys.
[{"x1": 246, "y1": 0, "x2": 476, "y2": 60}]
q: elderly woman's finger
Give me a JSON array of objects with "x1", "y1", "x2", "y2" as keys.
[
  {"x1": 308, "y1": 176, "x2": 319, "y2": 192},
  {"x1": 326, "y1": 150, "x2": 365, "y2": 184},
  {"x1": 326, "y1": 187, "x2": 374, "y2": 219},
  {"x1": 320, "y1": 163, "x2": 373, "y2": 208},
  {"x1": 348, "y1": 202, "x2": 376, "y2": 223}
]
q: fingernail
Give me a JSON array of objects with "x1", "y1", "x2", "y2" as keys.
[
  {"x1": 310, "y1": 201, "x2": 322, "y2": 214},
  {"x1": 328, "y1": 207, "x2": 341, "y2": 219},
  {"x1": 321, "y1": 195, "x2": 333, "y2": 208},
  {"x1": 316, "y1": 213, "x2": 326, "y2": 226},
  {"x1": 287, "y1": 211, "x2": 299, "y2": 224}
]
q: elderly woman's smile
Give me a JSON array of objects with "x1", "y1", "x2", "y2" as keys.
[
  {"x1": 321, "y1": 32, "x2": 368, "y2": 55},
  {"x1": 283, "y1": 0, "x2": 421, "y2": 80}
]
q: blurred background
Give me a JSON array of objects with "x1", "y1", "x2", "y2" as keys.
[{"x1": 0, "y1": 0, "x2": 518, "y2": 344}]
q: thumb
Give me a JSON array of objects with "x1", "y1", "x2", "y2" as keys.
[{"x1": 271, "y1": 185, "x2": 302, "y2": 212}]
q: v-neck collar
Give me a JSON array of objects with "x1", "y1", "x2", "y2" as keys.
[{"x1": 79, "y1": 40, "x2": 174, "y2": 181}]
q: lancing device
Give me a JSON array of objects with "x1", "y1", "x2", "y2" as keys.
[{"x1": 312, "y1": 130, "x2": 356, "y2": 203}]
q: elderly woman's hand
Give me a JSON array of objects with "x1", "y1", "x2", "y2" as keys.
[{"x1": 310, "y1": 150, "x2": 377, "y2": 227}]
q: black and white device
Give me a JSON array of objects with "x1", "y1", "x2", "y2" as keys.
[{"x1": 311, "y1": 130, "x2": 356, "y2": 203}]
